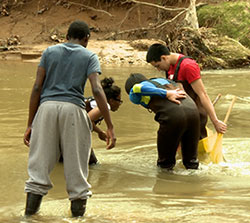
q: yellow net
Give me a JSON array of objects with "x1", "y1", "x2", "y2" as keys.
[{"x1": 198, "y1": 96, "x2": 236, "y2": 164}]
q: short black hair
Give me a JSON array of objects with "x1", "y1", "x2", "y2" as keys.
[
  {"x1": 125, "y1": 73, "x2": 148, "y2": 94},
  {"x1": 67, "y1": 20, "x2": 90, "y2": 40},
  {"x1": 146, "y1": 43, "x2": 170, "y2": 63}
]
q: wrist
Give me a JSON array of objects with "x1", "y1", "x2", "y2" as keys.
[
  {"x1": 107, "y1": 123, "x2": 114, "y2": 130},
  {"x1": 212, "y1": 118, "x2": 219, "y2": 125}
]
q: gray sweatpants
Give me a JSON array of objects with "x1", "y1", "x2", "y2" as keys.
[{"x1": 25, "y1": 101, "x2": 92, "y2": 200}]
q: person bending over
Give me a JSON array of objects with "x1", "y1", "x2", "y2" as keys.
[
  {"x1": 87, "y1": 77, "x2": 122, "y2": 164},
  {"x1": 125, "y1": 73, "x2": 200, "y2": 170},
  {"x1": 59, "y1": 77, "x2": 122, "y2": 165},
  {"x1": 146, "y1": 43, "x2": 227, "y2": 139}
]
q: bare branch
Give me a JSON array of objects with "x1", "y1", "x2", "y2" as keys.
[
  {"x1": 68, "y1": 1, "x2": 113, "y2": 17},
  {"x1": 118, "y1": 5, "x2": 138, "y2": 30},
  {"x1": 155, "y1": 8, "x2": 187, "y2": 29},
  {"x1": 124, "y1": 0, "x2": 186, "y2": 11},
  {"x1": 100, "y1": 7, "x2": 188, "y2": 40}
]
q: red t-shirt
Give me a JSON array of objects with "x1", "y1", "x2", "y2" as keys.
[{"x1": 167, "y1": 54, "x2": 201, "y2": 84}]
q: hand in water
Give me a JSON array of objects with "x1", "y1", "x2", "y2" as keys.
[{"x1": 106, "y1": 128, "x2": 116, "y2": 150}]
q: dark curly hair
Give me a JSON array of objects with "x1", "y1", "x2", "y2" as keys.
[{"x1": 101, "y1": 77, "x2": 121, "y2": 100}]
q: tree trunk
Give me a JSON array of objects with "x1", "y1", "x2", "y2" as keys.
[{"x1": 184, "y1": 0, "x2": 199, "y2": 29}]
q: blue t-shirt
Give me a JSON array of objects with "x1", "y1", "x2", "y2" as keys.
[
  {"x1": 129, "y1": 78, "x2": 170, "y2": 108},
  {"x1": 39, "y1": 42, "x2": 101, "y2": 108}
]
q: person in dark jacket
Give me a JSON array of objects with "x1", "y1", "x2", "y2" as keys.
[{"x1": 125, "y1": 73, "x2": 200, "y2": 170}]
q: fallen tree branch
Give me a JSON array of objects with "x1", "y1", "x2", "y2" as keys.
[
  {"x1": 118, "y1": 4, "x2": 138, "y2": 30},
  {"x1": 124, "y1": 0, "x2": 186, "y2": 11},
  {"x1": 68, "y1": 1, "x2": 113, "y2": 17},
  {"x1": 154, "y1": 8, "x2": 187, "y2": 29},
  {"x1": 100, "y1": 8, "x2": 187, "y2": 40}
]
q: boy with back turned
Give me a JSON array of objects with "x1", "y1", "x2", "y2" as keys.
[{"x1": 23, "y1": 20, "x2": 116, "y2": 217}]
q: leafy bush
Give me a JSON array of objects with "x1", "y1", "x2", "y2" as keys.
[{"x1": 197, "y1": 1, "x2": 250, "y2": 48}]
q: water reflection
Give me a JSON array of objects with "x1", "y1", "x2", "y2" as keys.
[{"x1": 0, "y1": 61, "x2": 250, "y2": 222}]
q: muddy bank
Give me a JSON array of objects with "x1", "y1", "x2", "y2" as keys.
[
  {"x1": 1, "y1": 37, "x2": 249, "y2": 70},
  {"x1": 0, "y1": 39, "x2": 163, "y2": 66},
  {"x1": 0, "y1": 1, "x2": 249, "y2": 69}
]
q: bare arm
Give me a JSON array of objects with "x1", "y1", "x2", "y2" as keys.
[
  {"x1": 88, "y1": 107, "x2": 107, "y2": 141},
  {"x1": 191, "y1": 78, "x2": 227, "y2": 134},
  {"x1": 88, "y1": 106, "x2": 102, "y2": 122},
  {"x1": 88, "y1": 73, "x2": 116, "y2": 149},
  {"x1": 24, "y1": 66, "x2": 46, "y2": 146}
]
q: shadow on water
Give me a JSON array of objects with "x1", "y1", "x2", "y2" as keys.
[{"x1": 0, "y1": 62, "x2": 250, "y2": 222}]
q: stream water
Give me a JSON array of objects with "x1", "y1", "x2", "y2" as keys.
[{"x1": 0, "y1": 61, "x2": 250, "y2": 223}]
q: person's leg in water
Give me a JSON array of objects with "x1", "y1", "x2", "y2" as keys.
[
  {"x1": 157, "y1": 122, "x2": 183, "y2": 170},
  {"x1": 181, "y1": 109, "x2": 200, "y2": 169},
  {"x1": 60, "y1": 102, "x2": 92, "y2": 217},
  {"x1": 88, "y1": 148, "x2": 98, "y2": 165},
  {"x1": 25, "y1": 102, "x2": 61, "y2": 216}
]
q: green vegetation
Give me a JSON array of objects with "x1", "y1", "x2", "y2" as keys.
[{"x1": 197, "y1": 1, "x2": 250, "y2": 48}]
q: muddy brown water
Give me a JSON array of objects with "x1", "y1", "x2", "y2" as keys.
[{"x1": 0, "y1": 61, "x2": 250, "y2": 223}]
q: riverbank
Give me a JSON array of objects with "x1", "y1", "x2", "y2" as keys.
[
  {"x1": 0, "y1": 39, "x2": 163, "y2": 66},
  {"x1": 0, "y1": 1, "x2": 249, "y2": 68},
  {"x1": 1, "y1": 37, "x2": 249, "y2": 69}
]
